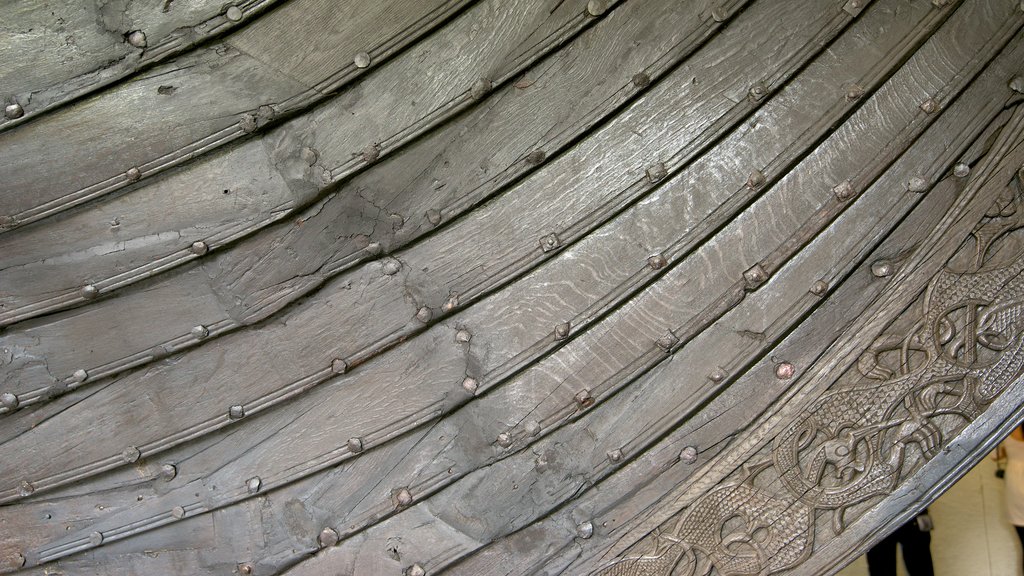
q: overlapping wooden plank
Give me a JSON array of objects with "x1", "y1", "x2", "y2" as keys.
[
  {"x1": 576, "y1": 105, "x2": 1024, "y2": 576},
  {"x1": 456, "y1": 71, "x2": 1024, "y2": 576},
  {"x1": 2, "y1": 1, "x2": 1007, "y2": 569},
  {"x1": 453, "y1": 170, "x2": 968, "y2": 576},
  {"x1": 0, "y1": 0, "x2": 476, "y2": 231},
  {"x1": 281, "y1": 12, "x2": 1024, "y2": 576},
  {"x1": 0, "y1": 0, "x2": 854, "y2": 497},
  {"x1": 0, "y1": 0, "x2": 283, "y2": 131},
  {"x1": 0, "y1": 0, "x2": 735, "y2": 409},
  {"x1": 0, "y1": 0, "x2": 616, "y2": 326}
]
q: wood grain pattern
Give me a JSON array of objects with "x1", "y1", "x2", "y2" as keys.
[{"x1": 2, "y1": 0, "x2": 1024, "y2": 575}]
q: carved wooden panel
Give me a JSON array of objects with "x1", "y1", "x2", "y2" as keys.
[{"x1": 1, "y1": 0, "x2": 1023, "y2": 575}]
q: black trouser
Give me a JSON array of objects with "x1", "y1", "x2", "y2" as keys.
[
  {"x1": 1016, "y1": 525, "x2": 1024, "y2": 572},
  {"x1": 866, "y1": 519, "x2": 933, "y2": 576}
]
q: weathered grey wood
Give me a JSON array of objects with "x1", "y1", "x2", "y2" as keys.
[
  {"x1": 454, "y1": 173, "x2": 967, "y2": 576},
  {"x1": 4, "y1": 2, "x2": 1020, "y2": 573},
  {"x1": 0, "y1": 0, "x2": 474, "y2": 230},
  {"x1": 0, "y1": 0, "x2": 615, "y2": 326},
  {"x1": 580, "y1": 104, "x2": 1024, "y2": 576},
  {"x1": 0, "y1": 0, "x2": 283, "y2": 131},
  {"x1": 0, "y1": 0, "x2": 855, "y2": 496},
  {"x1": 282, "y1": 9, "x2": 1024, "y2": 575},
  {"x1": 5, "y1": 2, "x2": 1024, "y2": 575},
  {"x1": 0, "y1": 0, "x2": 744, "y2": 414}
]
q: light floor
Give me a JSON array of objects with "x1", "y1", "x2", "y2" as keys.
[{"x1": 837, "y1": 457, "x2": 1021, "y2": 576}]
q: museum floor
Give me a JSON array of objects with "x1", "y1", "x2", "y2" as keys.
[{"x1": 838, "y1": 457, "x2": 1020, "y2": 576}]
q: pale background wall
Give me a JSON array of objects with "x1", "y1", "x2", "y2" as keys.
[{"x1": 837, "y1": 457, "x2": 1020, "y2": 576}]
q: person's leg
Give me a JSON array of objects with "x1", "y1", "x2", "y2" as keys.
[
  {"x1": 866, "y1": 530, "x2": 899, "y2": 576},
  {"x1": 898, "y1": 520, "x2": 933, "y2": 576},
  {"x1": 1016, "y1": 525, "x2": 1024, "y2": 572}
]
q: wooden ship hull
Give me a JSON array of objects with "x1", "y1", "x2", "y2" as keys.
[{"x1": 2, "y1": 0, "x2": 1024, "y2": 574}]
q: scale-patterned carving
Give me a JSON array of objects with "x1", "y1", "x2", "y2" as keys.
[{"x1": 597, "y1": 176, "x2": 1024, "y2": 576}]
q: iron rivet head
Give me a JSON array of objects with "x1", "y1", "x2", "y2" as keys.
[
  {"x1": 326, "y1": 358, "x2": 347, "y2": 376},
  {"x1": 931, "y1": 0, "x2": 948, "y2": 7},
  {"x1": 1011, "y1": 76, "x2": 1024, "y2": 94},
  {"x1": 709, "y1": 368, "x2": 727, "y2": 382},
  {"x1": 525, "y1": 421, "x2": 541, "y2": 436},
  {"x1": 607, "y1": 449, "x2": 623, "y2": 463},
  {"x1": 554, "y1": 321, "x2": 571, "y2": 340},
  {"x1": 318, "y1": 527, "x2": 339, "y2": 548},
  {"x1": 743, "y1": 263, "x2": 768, "y2": 290},
  {"x1": 394, "y1": 487, "x2": 413, "y2": 507},
  {"x1": 648, "y1": 254, "x2": 667, "y2": 270},
  {"x1": 832, "y1": 180, "x2": 856, "y2": 201},
  {"x1": 415, "y1": 306, "x2": 432, "y2": 323},
  {"x1": 907, "y1": 176, "x2": 928, "y2": 193},
  {"x1": 239, "y1": 563, "x2": 254, "y2": 574},
  {"x1": 0, "y1": 392, "x2": 19, "y2": 410},
  {"x1": 442, "y1": 293, "x2": 459, "y2": 312},
  {"x1": 953, "y1": 162, "x2": 970, "y2": 178},
  {"x1": 809, "y1": 280, "x2": 829, "y2": 296},
  {"x1": 122, "y1": 446, "x2": 141, "y2": 463},
  {"x1": 577, "y1": 520, "x2": 595, "y2": 539},
  {"x1": 80, "y1": 284, "x2": 99, "y2": 299},
  {"x1": 496, "y1": 432, "x2": 513, "y2": 448},
  {"x1": 171, "y1": 505, "x2": 186, "y2": 519},
  {"x1": 680, "y1": 446, "x2": 698, "y2": 464},
  {"x1": 527, "y1": 150, "x2": 546, "y2": 164},
  {"x1": 161, "y1": 463, "x2": 177, "y2": 481},
  {"x1": 920, "y1": 98, "x2": 939, "y2": 114},
  {"x1": 347, "y1": 437, "x2": 364, "y2": 453},
  {"x1": 775, "y1": 361, "x2": 795, "y2": 380},
  {"x1": 331, "y1": 358, "x2": 348, "y2": 374},
  {"x1": 89, "y1": 531, "x2": 104, "y2": 546},
  {"x1": 239, "y1": 113, "x2": 258, "y2": 133},
  {"x1": 229, "y1": 405, "x2": 245, "y2": 420},
  {"x1": 191, "y1": 325, "x2": 210, "y2": 339},
  {"x1": 455, "y1": 329, "x2": 472, "y2": 344},
  {"x1": 190, "y1": 241, "x2": 209, "y2": 256},
  {"x1": 845, "y1": 84, "x2": 864, "y2": 100},
  {"x1": 470, "y1": 78, "x2": 492, "y2": 100},
  {"x1": 746, "y1": 169, "x2": 766, "y2": 189},
  {"x1": 246, "y1": 476, "x2": 262, "y2": 494},
  {"x1": 748, "y1": 82, "x2": 767, "y2": 101},
  {"x1": 655, "y1": 332, "x2": 678, "y2": 352},
  {"x1": 300, "y1": 146, "x2": 319, "y2": 166},
  {"x1": 632, "y1": 72, "x2": 651, "y2": 88},
  {"x1": 361, "y1": 143, "x2": 381, "y2": 163},
  {"x1": 871, "y1": 260, "x2": 894, "y2": 278},
  {"x1": 225, "y1": 5, "x2": 243, "y2": 21},
  {"x1": 425, "y1": 208, "x2": 442, "y2": 226},
  {"x1": 406, "y1": 564, "x2": 426, "y2": 576},
  {"x1": 646, "y1": 162, "x2": 667, "y2": 183},
  {"x1": 575, "y1": 389, "x2": 594, "y2": 409},
  {"x1": 127, "y1": 30, "x2": 147, "y2": 48},
  {"x1": 711, "y1": 6, "x2": 728, "y2": 22},
  {"x1": 19, "y1": 480, "x2": 34, "y2": 497},
  {"x1": 381, "y1": 258, "x2": 401, "y2": 275},
  {"x1": 540, "y1": 233, "x2": 560, "y2": 252},
  {"x1": 4, "y1": 102, "x2": 24, "y2": 119},
  {"x1": 72, "y1": 368, "x2": 89, "y2": 383},
  {"x1": 354, "y1": 52, "x2": 372, "y2": 69},
  {"x1": 462, "y1": 376, "x2": 479, "y2": 395},
  {"x1": 586, "y1": 0, "x2": 607, "y2": 16},
  {"x1": 125, "y1": 166, "x2": 142, "y2": 183}
]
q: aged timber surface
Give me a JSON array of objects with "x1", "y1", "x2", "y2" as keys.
[
  {"x1": 0, "y1": 0, "x2": 284, "y2": 131},
  {"x1": 2, "y1": 1, "x2": 1024, "y2": 575}
]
